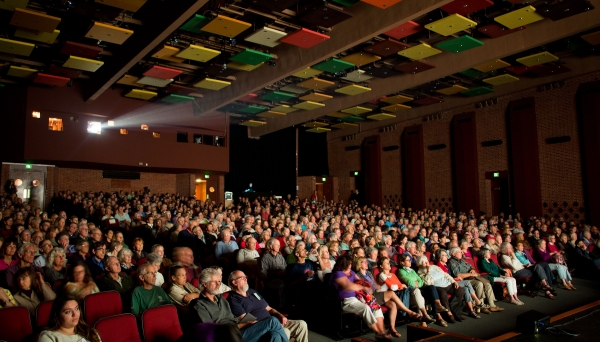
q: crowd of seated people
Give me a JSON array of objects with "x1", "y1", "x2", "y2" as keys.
[{"x1": 0, "y1": 189, "x2": 599, "y2": 341}]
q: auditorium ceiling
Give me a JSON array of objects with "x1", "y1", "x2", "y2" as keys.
[{"x1": 0, "y1": 0, "x2": 599, "y2": 136}]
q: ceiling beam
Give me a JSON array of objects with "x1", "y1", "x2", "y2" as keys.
[
  {"x1": 83, "y1": 0, "x2": 209, "y2": 102},
  {"x1": 191, "y1": 0, "x2": 453, "y2": 116},
  {"x1": 251, "y1": 0, "x2": 600, "y2": 136}
]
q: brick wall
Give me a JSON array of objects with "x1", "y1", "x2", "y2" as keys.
[
  {"x1": 423, "y1": 119, "x2": 453, "y2": 211},
  {"x1": 297, "y1": 176, "x2": 316, "y2": 200},
  {"x1": 55, "y1": 167, "x2": 177, "y2": 194}
]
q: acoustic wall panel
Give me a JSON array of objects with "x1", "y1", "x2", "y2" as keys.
[
  {"x1": 403, "y1": 125, "x2": 426, "y2": 210},
  {"x1": 362, "y1": 135, "x2": 382, "y2": 207},
  {"x1": 452, "y1": 112, "x2": 480, "y2": 213}
]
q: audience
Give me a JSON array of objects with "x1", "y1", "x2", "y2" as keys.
[
  {"x1": 168, "y1": 265, "x2": 201, "y2": 306},
  {"x1": 12, "y1": 267, "x2": 56, "y2": 316},
  {"x1": 63, "y1": 262, "x2": 99, "y2": 300},
  {"x1": 131, "y1": 263, "x2": 171, "y2": 315}
]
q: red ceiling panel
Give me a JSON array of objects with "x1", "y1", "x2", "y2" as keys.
[
  {"x1": 279, "y1": 28, "x2": 330, "y2": 48},
  {"x1": 164, "y1": 84, "x2": 196, "y2": 95},
  {"x1": 413, "y1": 96, "x2": 444, "y2": 105},
  {"x1": 530, "y1": 64, "x2": 572, "y2": 77},
  {"x1": 33, "y1": 73, "x2": 69, "y2": 86},
  {"x1": 395, "y1": 60, "x2": 436, "y2": 74},
  {"x1": 143, "y1": 65, "x2": 183, "y2": 79},
  {"x1": 383, "y1": 21, "x2": 423, "y2": 40},
  {"x1": 60, "y1": 41, "x2": 103, "y2": 59},
  {"x1": 363, "y1": 38, "x2": 410, "y2": 57},
  {"x1": 506, "y1": 65, "x2": 540, "y2": 75},
  {"x1": 440, "y1": 0, "x2": 494, "y2": 16},
  {"x1": 478, "y1": 23, "x2": 526, "y2": 38}
]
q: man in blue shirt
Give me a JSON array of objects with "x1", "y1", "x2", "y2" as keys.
[{"x1": 85, "y1": 241, "x2": 107, "y2": 278}]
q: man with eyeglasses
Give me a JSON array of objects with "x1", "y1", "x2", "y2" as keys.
[
  {"x1": 85, "y1": 241, "x2": 107, "y2": 278},
  {"x1": 6, "y1": 242, "x2": 43, "y2": 289},
  {"x1": 131, "y1": 263, "x2": 171, "y2": 315},
  {"x1": 33, "y1": 239, "x2": 54, "y2": 267}
]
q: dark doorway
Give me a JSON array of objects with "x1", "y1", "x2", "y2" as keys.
[
  {"x1": 322, "y1": 180, "x2": 334, "y2": 202},
  {"x1": 491, "y1": 178, "x2": 510, "y2": 217},
  {"x1": 316, "y1": 183, "x2": 323, "y2": 201}
]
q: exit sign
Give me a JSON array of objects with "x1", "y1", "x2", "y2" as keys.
[
  {"x1": 25, "y1": 164, "x2": 32, "y2": 169},
  {"x1": 493, "y1": 172, "x2": 500, "y2": 178}
]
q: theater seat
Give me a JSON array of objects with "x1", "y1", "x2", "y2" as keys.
[
  {"x1": 84, "y1": 291, "x2": 123, "y2": 326},
  {"x1": 95, "y1": 314, "x2": 141, "y2": 342},
  {"x1": 141, "y1": 305, "x2": 183, "y2": 342},
  {"x1": 0, "y1": 306, "x2": 33, "y2": 342},
  {"x1": 36, "y1": 300, "x2": 54, "y2": 330}
]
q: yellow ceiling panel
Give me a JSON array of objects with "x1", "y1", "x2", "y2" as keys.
[
  {"x1": 340, "y1": 52, "x2": 381, "y2": 67},
  {"x1": 327, "y1": 111, "x2": 352, "y2": 118},
  {"x1": 292, "y1": 67, "x2": 324, "y2": 79},
  {"x1": 201, "y1": 15, "x2": 252, "y2": 38},
  {"x1": 10, "y1": 8, "x2": 60, "y2": 33},
  {"x1": 116, "y1": 74, "x2": 140, "y2": 86},
  {"x1": 244, "y1": 27, "x2": 287, "y2": 48},
  {"x1": 293, "y1": 101, "x2": 326, "y2": 110},
  {"x1": 342, "y1": 69, "x2": 373, "y2": 82},
  {"x1": 341, "y1": 106, "x2": 372, "y2": 115},
  {"x1": 125, "y1": 89, "x2": 157, "y2": 100},
  {"x1": 335, "y1": 84, "x2": 371, "y2": 95},
  {"x1": 296, "y1": 77, "x2": 335, "y2": 90},
  {"x1": 85, "y1": 22, "x2": 133, "y2": 45},
  {"x1": 381, "y1": 104, "x2": 411, "y2": 112},
  {"x1": 303, "y1": 122, "x2": 329, "y2": 128},
  {"x1": 256, "y1": 111, "x2": 286, "y2": 119},
  {"x1": 63, "y1": 55, "x2": 104, "y2": 72},
  {"x1": 151, "y1": 45, "x2": 185, "y2": 63},
  {"x1": 0, "y1": 0, "x2": 29, "y2": 11},
  {"x1": 436, "y1": 85, "x2": 468, "y2": 95},
  {"x1": 175, "y1": 44, "x2": 221, "y2": 63},
  {"x1": 240, "y1": 120, "x2": 267, "y2": 127},
  {"x1": 516, "y1": 52, "x2": 559, "y2": 67},
  {"x1": 368, "y1": 113, "x2": 396, "y2": 120},
  {"x1": 300, "y1": 93, "x2": 333, "y2": 102},
  {"x1": 271, "y1": 105, "x2": 299, "y2": 113},
  {"x1": 0, "y1": 38, "x2": 35, "y2": 56},
  {"x1": 94, "y1": 0, "x2": 147, "y2": 12},
  {"x1": 306, "y1": 127, "x2": 331, "y2": 133},
  {"x1": 398, "y1": 43, "x2": 442, "y2": 60},
  {"x1": 380, "y1": 94, "x2": 413, "y2": 104},
  {"x1": 227, "y1": 61, "x2": 264, "y2": 71},
  {"x1": 494, "y1": 6, "x2": 544, "y2": 30},
  {"x1": 14, "y1": 28, "x2": 59, "y2": 44},
  {"x1": 425, "y1": 14, "x2": 477, "y2": 36},
  {"x1": 7, "y1": 65, "x2": 37, "y2": 78},
  {"x1": 473, "y1": 59, "x2": 510, "y2": 72},
  {"x1": 483, "y1": 74, "x2": 519, "y2": 86},
  {"x1": 332, "y1": 122, "x2": 359, "y2": 129},
  {"x1": 136, "y1": 76, "x2": 173, "y2": 87},
  {"x1": 193, "y1": 78, "x2": 231, "y2": 90}
]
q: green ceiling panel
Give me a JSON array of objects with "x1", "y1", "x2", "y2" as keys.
[
  {"x1": 229, "y1": 49, "x2": 273, "y2": 66},
  {"x1": 461, "y1": 86, "x2": 495, "y2": 97},
  {"x1": 459, "y1": 69, "x2": 484, "y2": 78},
  {"x1": 161, "y1": 94, "x2": 195, "y2": 104},
  {"x1": 331, "y1": 0, "x2": 361, "y2": 6},
  {"x1": 238, "y1": 105, "x2": 268, "y2": 114},
  {"x1": 436, "y1": 36, "x2": 483, "y2": 54},
  {"x1": 313, "y1": 58, "x2": 355, "y2": 74},
  {"x1": 338, "y1": 115, "x2": 365, "y2": 122},
  {"x1": 180, "y1": 14, "x2": 211, "y2": 35},
  {"x1": 260, "y1": 91, "x2": 295, "y2": 102}
]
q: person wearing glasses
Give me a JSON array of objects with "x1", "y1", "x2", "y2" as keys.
[
  {"x1": 5, "y1": 242, "x2": 44, "y2": 289},
  {"x1": 131, "y1": 263, "x2": 171, "y2": 315},
  {"x1": 85, "y1": 241, "x2": 107, "y2": 279},
  {"x1": 33, "y1": 239, "x2": 54, "y2": 267}
]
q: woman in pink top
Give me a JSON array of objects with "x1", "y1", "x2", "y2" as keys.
[{"x1": 0, "y1": 239, "x2": 18, "y2": 271}]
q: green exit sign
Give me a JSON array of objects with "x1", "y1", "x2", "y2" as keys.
[
  {"x1": 25, "y1": 164, "x2": 32, "y2": 169},
  {"x1": 493, "y1": 172, "x2": 499, "y2": 178},
  {"x1": 322, "y1": 177, "x2": 326, "y2": 182},
  {"x1": 354, "y1": 171, "x2": 359, "y2": 176}
]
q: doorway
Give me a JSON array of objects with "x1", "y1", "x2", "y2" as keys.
[
  {"x1": 486, "y1": 171, "x2": 510, "y2": 217},
  {"x1": 195, "y1": 181, "x2": 206, "y2": 201},
  {"x1": 315, "y1": 183, "x2": 323, "y2": 201}
]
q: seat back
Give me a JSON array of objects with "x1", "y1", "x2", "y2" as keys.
[
  {"x1": 95, "y1": 313, "x2": 141, "y2": 342},
  {"x1": 141, "y1": 305, "x2": 183, "y2": 342},
  {"x1": 490, "y1": 253, "x2": 499, "y2": 266},
  {"x1": 372, "y1": 267, "x2": 381, "y2": 280},
  {"x1": 466, "y1": 256, "x2": 478, "y2": 272},
  {"x1": 137, "y1": 257, "x2": 147, "y2": 265},
  {"x1": 0, "y1": 306, "x2": 33, "y2": 342},
  {"x1": 426, "y1": 251, "x2": 431, "y2": 261},
  {"x1": 84, "y1": 291, "x2": 123, "y2": 326},
  {"x1": 36, "y1": 300, "x2": 54, "y2": 330}
]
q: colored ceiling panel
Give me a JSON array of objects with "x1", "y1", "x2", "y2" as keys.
[
  {"x1": 293, "y1": 101, "x2": 326, "y2": 110},
  {"x1": 227, "y1": 62, "x2": 264, "y2": 71},
  {"x1": 338, "y1": 115, "x2": 365, "y2": 122},
  {"x1": 292, "y1": 67, "x2": 324, "y2": 79},
  {"x1": 494, "y1": 6, "x2": 544, "y2": 30},
  {"x1": 530, "y1": 64, "x2": 571, "y2": 77},
  {"x1": 250, "y1": 0, "x2": 302, "y2": 12},
  {"x1": 60, "y1": 41, "x2": 103, "y2": 59},
  {"x1": 384, "y1": 21, "x2": 422, "y2": 40},
  {"x1": 459, "y1": 68, "x2": 484, "y2": 78},
  {"x1": 440, "y1": 0, "x2": 493, "y2": 16},
  {"x1": 303, "y1": 122, "x2": 329, "y2": 127},
  {"x1": 161, "y1": 94, "x2": 195, "y2": 104},
  {"x1": 342, "y1": 69, "x2": 373, "y2": 82},
  {"x1": 380, "y1": 94, "x2": 413, "y2": 104},
  {"x1": 244, "y1": 27, "x2": 287, "y2": 48},
  {"x1": 436, "y1": 36, "x2": 483, "y2": 54},
  {"x1": 229, "y1": 49, "x2": 273, "y2": 66},
  {"x1": 332, "y1": 122, "x2": 359, "y2": 129},
  {"x1": 306, "y1": 127, "x2": 331, "y2": 133},
  {"x1": 0, "y1": 0, "x2": 28, "y2": 11},
  {"x1": 540, "y1": 0, "x2": 594, "y2": 21},
  {"x1": 193, "y1": 78, "x2": 231, "y2": 90},
  {"x1": 218, "y1": 103, "x2": 246, "y2": 113},
  {"x1": 425, "y1": 14, "x2": 477, "y2": 36},
  {"x1": 505, "y1": 65, "x2": 540, "y2": 74},
  {"x1": 257, "y1": 111, "x2": 287, "y2": 119},
  {"x1": 461, "y1": 86, "x2": 495, "y2": 96},
  {"x1": 240, "y1": 120, "x2": 266, "y2": 127},
  {"x1": 179, "y1": 14, "x2": 211, "y2": 34},
  {"x1": 7, "y1": 65, "x2": 37, "y2": 78},
  {"x1": 395, "y1": 60, "x2": 435, "y2": 74},
  {"x1": 0, "y1": 38, "x2": 35, "y2": 56},
  {"x1": 164, "y1": 84, "x2": 196, "y2": 95},
  {"x1": 340, "y1": 52, "x2": 381, "y2": 67},
  {"x1": 261, "y1": 91, "x2": 295, "y2": 102},
  {"x1": 94, "y1": 0, "x2": 147, "y2": 12},
  {"x1": 200, "y1": 15, "x2": 251, "y2": 38},
  {"x1": 33, "y1": 73, "x2": 69, "y2": 86},
  {"x1": 335, "y1": 84, "x2": 372, "y2": 95},
  {"x1": 363, "y1": 38, "x2": 410, "y2": 57},
  {"x1": 413, "y1": 96, "x2": 444, "y2": 105},
  {"x1": 477, "y1": 23, "x2": 526, "y2": 38},
  {"x1": 176, "y1": 45, "x2": 221, "y2": 63},
  {"x1": 299, "y1": 4, "x2": 353, "y2": 28},
  {"x1": 14, "y1": 28, "x2": 59, "y2": 44},
  {"x1": 47, "y1": 65, "x2": 81, "y2": 79},
  {"x1": 136, "y1": 76, "x2": 173, "y2": 87},
  {"x1": 420, "y1": 81, "x2": 450, "y2": 93},
  {"x1": 280, "y1": 84, "x2": 310, "y2": 94},
  {"x1": 327, "y1": 111, "x2": 352, "y2": 118},
  {"x1": 205, "y1": 63, "x2": 239, "y2": 78},
  {"x1": 279, "y1": 28, "x2": 330, "y2": 48},
  {"x1": 116, "y1": 74, "x2": 139, "y2": 86},
  {"x1": 300, "y1": 92, "x2": 333, "y2": 101},
  {"x1": 581, "y1": 31, "x2": 600, "y2": 46},
  {"x1": 364, "y1": 65, "x2": 402, "y2": 78},
  {"x1": 85, "y1": 22, "x2": 133, "y2": 45},
  {"x1": 367, "y1": 113, "x2": 396, "y2": 120},
  {"x1": 331, "y1": 0, "x2": 361, "y2": 6},
  {"x1": 151, "y1": 45, "x2": 185, "y2": 63},
  {"x1": 238, "y1": 105, "x2": 267, "y2": 114},
  {"x1": 341, "y1": 106, "x2": 372, "y2": 114},
  {"x1": 436, "y1": 84, "x2": 468, "y2": 95},
  {"x1": 361, "y1": 0, "x2": 402, "y2": 9},
  {"x1": 483, "y1": 74, "x2": 519, "y2": 85},
  {"x1": 296, "y1": 77, "x2": 335, "y2": 90},
  {"x1": 143, "y1": 65, "x2": 182, "y2": 80},
  {"x1": 63, "y1": 56, "x2": 104, "y2": 72},
  {"x1": 398, "y1": 43, "x2": 442, "y2": 60},
  {"x1": 271, "y1": 105, "x2": 300, "y2": 113},
  {"x1": 516, "y1": 52, "x2": 559, "y2": 67},
  {"x1": 382, "y1": 104, "x2": 411, "y2": 112},
  {"x1": 473, "y1": 59, "x2": 510, "y2": 72},
  {"x1": 10, "y1": 8, "x2": 60, "y2": 33},
  {"x1": 313, "y1": 58, "x2": 355, "y2": 74}
]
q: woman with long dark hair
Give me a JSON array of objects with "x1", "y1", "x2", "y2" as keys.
[{"x1": 38, "y1": 296, "x2": 102, "y2": 342}]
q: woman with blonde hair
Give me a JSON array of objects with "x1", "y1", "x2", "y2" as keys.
[{"x1": 317, "y1": 245, "x2": 335, "y2": 282}]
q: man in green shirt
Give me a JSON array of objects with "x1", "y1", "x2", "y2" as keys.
[{"x1": 131, "y1": 263, "x2": 171, "y2": 315}]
